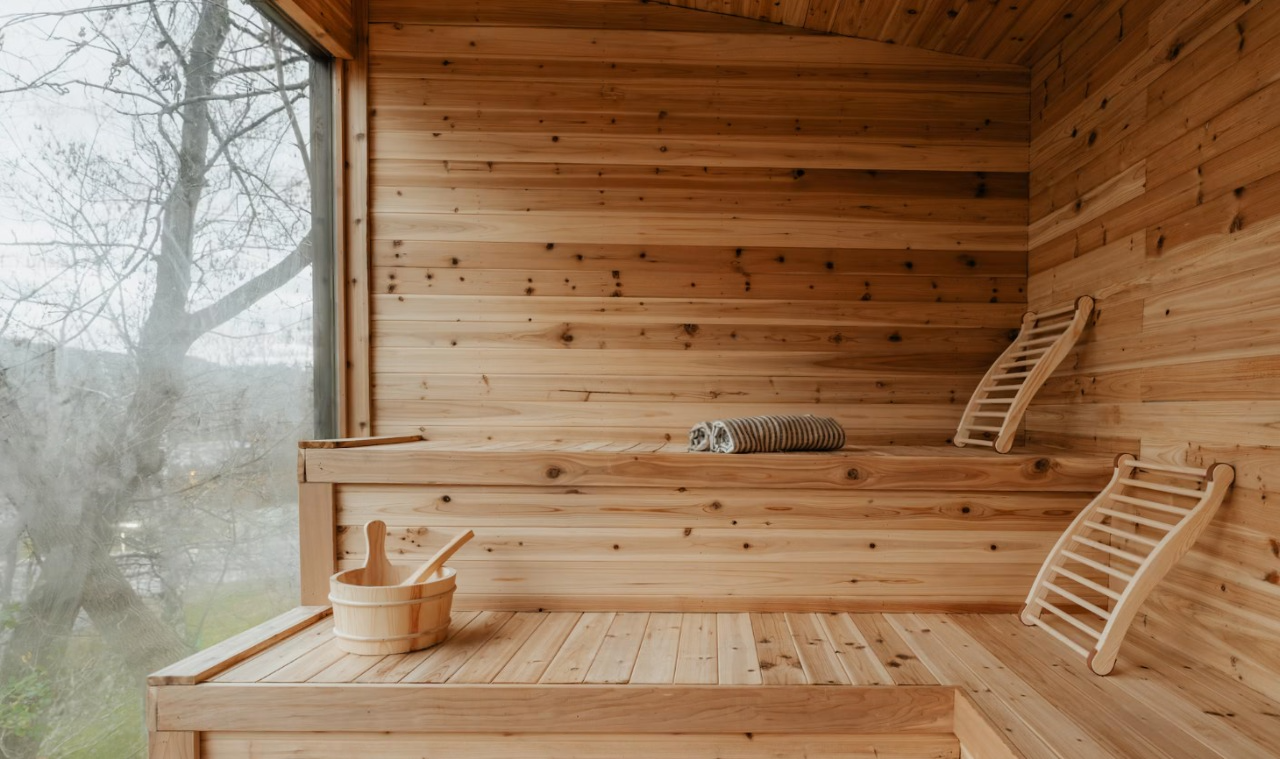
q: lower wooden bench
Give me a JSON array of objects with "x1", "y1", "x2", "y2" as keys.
[{"x1": 148, "y1": 608, "x2": 1280, "y2": 759}]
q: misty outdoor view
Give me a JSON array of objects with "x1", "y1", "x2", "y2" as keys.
[{"x1": 0, "y1": 1, "x2": 322, "y2": 756}]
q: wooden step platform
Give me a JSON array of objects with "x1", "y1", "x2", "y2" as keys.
[
  {"x1": 296, "y1": 440, "x2": 1116, "y2": 613},
  {"x1": 149, "y1": 609, "x2": 1280, "y2": 759}
]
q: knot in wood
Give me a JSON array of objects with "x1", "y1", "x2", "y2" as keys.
[
  {"x1": 1033, "y1": 458, "x2": 1050, "y2": 473},
  {"x1": 846, "y1": 468, "x2": 860, "y2": 480},
  {"x1": 545, "y1": 466, "x2": 562, "y2": 479}
]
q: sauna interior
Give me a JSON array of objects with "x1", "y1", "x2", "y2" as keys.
[{"x1": 148, "y1": 1, "x2": 1280, "y2": 757}]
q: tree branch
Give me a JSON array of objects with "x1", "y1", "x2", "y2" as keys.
[{"x1": 185, "y1": 229, "x2": 313, "y2": 338}]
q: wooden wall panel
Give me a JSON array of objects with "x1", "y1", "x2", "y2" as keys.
[
  {"x1": 365, "y1": 0, "x2": 1029, "y2": 446},
  {"x1": 329, "y1": 479, "x2": 1099, "y2": 612},
  {"x1": 298, "y1": 442, "x2": 1113, "y2": 612},
  {"x1": 1026, "y1": 0, "x2": 1280, "y2": 702}
]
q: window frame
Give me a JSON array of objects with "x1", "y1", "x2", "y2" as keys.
[{"x1": 250, "y1": 1, "x2": 340, "y2": 439}]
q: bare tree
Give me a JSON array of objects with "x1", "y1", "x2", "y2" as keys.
[{"x1": 0, "y1": 2, "x2": 317, "y2": 755}]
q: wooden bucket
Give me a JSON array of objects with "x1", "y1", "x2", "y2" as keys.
[{"x1": 328, "y1": 521, "x2": 458, "y2": 655}]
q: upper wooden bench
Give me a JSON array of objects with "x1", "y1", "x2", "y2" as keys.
[{"x1": 295, "y1": 437, "x2": 1114, "y2": 612}]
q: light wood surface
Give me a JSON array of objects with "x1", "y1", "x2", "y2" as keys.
[
  {"x1": 201, "y1": 732, "x2": 961, "y2": 759},
  {"x1": 157, "y1": 681, "x2": 956, "y2": 734},
  {"x1": 1022, "y1": 456, "x2": 1235, "y2": 675},
  {"x1": 339, "y1": 0, "x2": 372, "y2": 437},
  {"x1": 297, "y1": 482, "x2": 336, "y2": 606},
  {"x1": 953, "y1": 692, "x2": 1022, "y2": 759},
  {"x1": 300, "y1": 441, "x2": 1111, "y2": 610},
  {"x1": 1025, "y1": 0, "x2": 1280, "y2": 702},
  {"x1": 151, "y1": 609, "x2": 1280, "y2": 759},
  {"x1": 303, "y1": 442, "x2": 1110, "y2": 489},
  {"x1": 363, "y1": 0, "x2": 1028, "y2": 447},
  {"x1": 149, "y1": 731, "x2": 199, "y2": 759},
  {"x1": 955, "y1": 297, "x2": 1093, "y2": 453},
  {"x1": 148, "y1": 606, "x2": 331, "y2": 686},
  {"x1": 196, "y1": 611, "x2": 936, "y2": 687}
]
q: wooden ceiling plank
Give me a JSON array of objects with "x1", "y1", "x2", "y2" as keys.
[
  {"x1": 942, "y1": 0, "x2": 1010, "y2": 56},
  {"x1": 877, "y1": 0, "x2": 928, "y2": 47},
  {"x1": 803, "y1": 0, "x2": 845, "y2": 32},
  {"x1": 955, "y1": 2, "x2": 1028, "y2": 60},
  {"x1": 915, "y1": 0, "x2": 974, "y2": 53},
  {"x1": 898, "y1": 0, "x2": 953, "y2": 50},
  {"x1": 986, "y1": 0, "x2": 1074, "y2": 64},
  {"x1": 1012, "y1": 0, "x2": 1096, "y2": 67}
]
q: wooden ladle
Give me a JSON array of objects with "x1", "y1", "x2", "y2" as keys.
[
  {"x1": 400, "y1": 529, "x2": 475, "y2": 586},
  {"x1": 362, "y1": 520, "x2": 398, "y2": 587}
]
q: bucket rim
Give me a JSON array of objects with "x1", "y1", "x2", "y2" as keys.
[{"x1": 330, "y1": 564, "x2": 458, "y2": 589}]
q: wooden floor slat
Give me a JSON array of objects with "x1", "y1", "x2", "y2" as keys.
[
  {"x1": 583, "y1": 612, "x2": 649, "y2": 684},
  {"x1": 820, "y1": 612, "x2": 892, "y2": 685},
  {"x1": 958, "y1": 615, "x2": 1274, "y2": 759},
  {"x1": 354, "y1": 610, "x2": 481, "y2": 683},
  {"x1": 853, "y1": 613, "x2": 939, "y2": 685},
  {"x1": 673, "y1": 612, "x2": 718, "y2": 684},
  {"x1": 752, "y1": 612, "x2": 808, "y2": 684},
  {"x1": 787, "y1": 613, "x2": 852, "y2": 685},
  {"x1": 402, "y1": 611, "x2": 514, "y2": 683},
  {"x1": 212, "y1": 617, "x2": 337, "y2": 683},
  {"x1": 540, "y1": 611, "x2": 615, "y2": 684},
  {"x1": 717, "y1": 612, "x2": 762, "y2": 685},
  {"x1": 493, "y1": 611, "x2": 582, "y2": 683},
  {"x1": 449, "y1": 612, "x2": 548, "y2": 683},
  {"x1": 629, "y1": 613, "x2": 683, "y2": 684},
  {"x1": 891, "y1": 613, "x2": 1106, "y2": 759}
]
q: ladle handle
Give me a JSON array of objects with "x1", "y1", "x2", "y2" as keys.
[
  {"x1": 402, "y1": 529, "x2": 475, "y2": 586},
  {"x1": 362, "y1": 520, "x2": 397, "y2": 586}
]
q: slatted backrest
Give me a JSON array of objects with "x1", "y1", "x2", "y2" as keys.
[
  {"x1": 1021, "y1": 454, "x2": 1234, "y2": 675},
  {"x1": 955, "y1": 295, "x2": 1094, "y2": 453}
]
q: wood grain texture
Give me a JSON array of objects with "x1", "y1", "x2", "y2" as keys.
[
  {"x1": 155, "y1": 682, "x2": 957, "y2": 733},
  {"x1": 148, "y1": 607, "x2": 332, "y2": 686},
  {"x1": 302, "y1": 441, "x2": 1109, "y2": 610},
  {"x1": 298, "y1": 482, "x2": 336, "y2": 606},
  {"x1": 149, "y1": 731, "x2": 199, "y2": 759},
  {"x1": 651, "y1": 0, "x2": 1094, "y2": 65},
  {"x1": 155, "y1": 609, "x2": 1280, "y2": 759},
  {"x1": 201, "y1": 732, "x2": 962, "y2": 759},
  {"x1": 264, "y1": 0, "x2": 356, "y2": 58},
  {"x1": 365, "y1": 0, "x2": 1028, "y2": 446},
  {"x1": 1025, "y1": 0, "x2": 1280, "y2": 703},
  {"x1": 340, "y1": 0, "x2": 372, "y2": 436}
]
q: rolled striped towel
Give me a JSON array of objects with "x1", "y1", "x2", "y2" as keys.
[
  {"x1": 688, "y1": 421, "x2": 714, "y2": 451},
  {"x1": 708, "y1": 414, "x2": 846, "y2": 454}
]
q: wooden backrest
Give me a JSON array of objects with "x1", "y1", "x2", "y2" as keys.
[
  {"x1": 1021, "y1": 454, "x2": 1234, "y2": 675},
  {"x1": 955, "y1": 296, "x2": 1093, "y2": 453}
]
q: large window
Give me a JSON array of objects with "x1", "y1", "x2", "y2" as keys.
[{"x1": 0, "y1": 1, "x2": 331, "y2": 755}]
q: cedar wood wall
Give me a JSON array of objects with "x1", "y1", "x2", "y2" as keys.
[
  {"x1": 341, "y1": 0, "x2": 1278, "y2": 700},
  {"x1": 363, "y1": 0, "x2": 1030, "y2": 447},
  {"x1": 1026, "y1": 0, "x2": 1280, "y2": 701}
]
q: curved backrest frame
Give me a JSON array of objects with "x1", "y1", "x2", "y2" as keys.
[{"x1": 955, "y1": 295, "x2": 1094, "y2": 453}]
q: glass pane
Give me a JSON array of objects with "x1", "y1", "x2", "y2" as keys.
[{"x1": 0, "y1": 2, "x2": 323, "y2": 755}]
